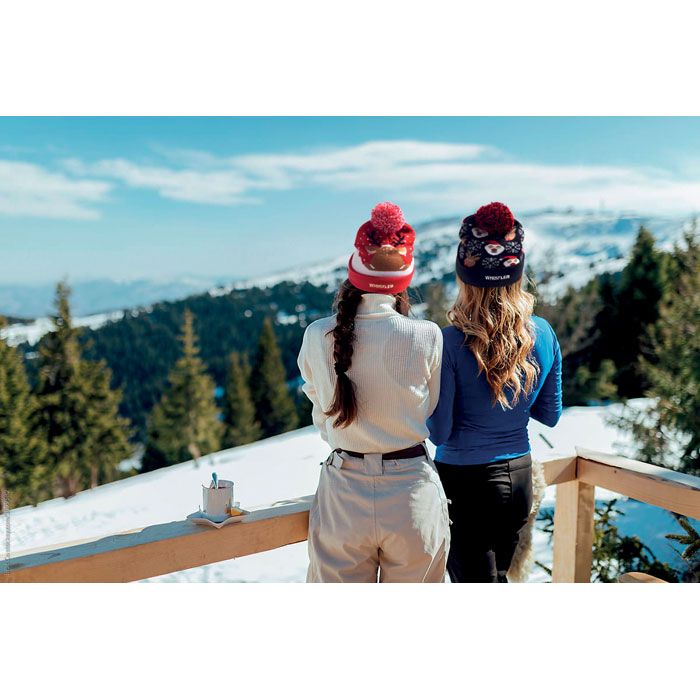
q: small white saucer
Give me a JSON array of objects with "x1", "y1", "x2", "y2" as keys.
[{"x1": 186, "y1": 509, "x2": 250, "y2": 529}]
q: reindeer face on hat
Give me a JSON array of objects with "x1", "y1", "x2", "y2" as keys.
[
  {"x1": 348, "y1": 202, "x2": 416, "y2": 294},
  {"x1": 455, "y1": 202, "x2": 526, "y2": 288},
  {"x1": 355, "y1": 203, "x2": 415, "y2": 272}
]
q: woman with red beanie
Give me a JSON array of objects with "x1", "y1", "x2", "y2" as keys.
[
  {"x1": 428, "y1": 202, "x2": 562, "y2": 583},
  {"x1": 297, "y1": 202, "x2": 449, "y2": 583}
]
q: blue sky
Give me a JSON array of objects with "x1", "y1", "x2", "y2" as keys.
[{"x1": 1, "y1": 117, "x2": 700, "y2": 285}]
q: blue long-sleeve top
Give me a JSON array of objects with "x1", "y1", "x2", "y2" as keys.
[{"x1": 427, "y1": 316, "x2": 562, "y2": 465}]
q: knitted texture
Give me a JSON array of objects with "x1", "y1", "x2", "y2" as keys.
[
  {"x1": 349, "y1": 202, "x2": 416, "y2": 294},
  {"x1": 474, "y1": 202, "x2": 515, "y2": 236},
  {"x1": 297, "y1": 294, "x2": 442, "y2": 452},
  {"x1": 456, "y1": 202, "x2": 525, "y2": 288}
]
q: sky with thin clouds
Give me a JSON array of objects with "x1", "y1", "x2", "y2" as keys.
[{"x1": 1, "y1": 117, "x2": 700, "y2": 284}]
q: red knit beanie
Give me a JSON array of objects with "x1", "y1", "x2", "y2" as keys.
[{"x1": 347, "y1": 202, "x2": 416, "y2": 294}]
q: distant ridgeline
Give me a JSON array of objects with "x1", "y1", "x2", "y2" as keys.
[{"x1": 1, "y1": 315, "x2": 33, "y2": 325}]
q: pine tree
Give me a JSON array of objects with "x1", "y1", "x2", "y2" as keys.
[
  {"x1": 80, "y1": 359, "x2": 132, "y2": 488},
  {"x1": 666, "y1": 515, "x2": 700, "y2": 583},
  {"x1": 538, "y1": 278, "x2": 601, "y2": 362},
  {"x1": 250, "y1": 318, "x2": 299, "y2": 438},
  {"x1": 33, "y1": 282, "x2": 131, "y2": 498},
  {"x1": 567, "y1": 359, "x2": 618, "y2": 405},
  {"x1": 615, "y1": 227, "x2": 700, "y2": 475},
  {"x1": 222, "y1": 352, "x2": 261, "y2": 448},
  {"x1": 588, "y1": 500, "x2": 677, "y2": 582},
  {"x1": 424, "y1": 282, "x2": 449, "y2": 328},
  {"x1": 590, "y1": 272, "x2": 620, "y2": 371},
  {"x1": 613, "y1": 226, "x2": 668, "y2": 397},
  {"x1": 142, "y1": 310, "x2": 222, "y2": 471},
  {"x1": 536, "y1": 499, "x2": 678, "y2": 582},
  {"x1": 0, "y1": 327, "x2": 46, "y2": 508}
]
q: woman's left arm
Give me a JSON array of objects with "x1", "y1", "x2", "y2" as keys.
[
  {"x1": 427, "y1": 330, "x2": 455, "y2": 446},
  {"x1": 530, "y1": 330, "x2": 563, "y2": 427},
  {"x1": 297, "y1": 327, "x2": 329, "y2": 442}
]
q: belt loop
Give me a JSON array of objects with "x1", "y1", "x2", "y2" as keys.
[
  {"x1": 364, "y1": 453, "x2": 383, "y2": 477},
  {"x1": 325, "y1": 451, "x2": 344, "y2": 469}
]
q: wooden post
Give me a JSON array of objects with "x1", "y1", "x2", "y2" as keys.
[{"x1": 552, "y1": 479, "x2": 595, "y2": 583}]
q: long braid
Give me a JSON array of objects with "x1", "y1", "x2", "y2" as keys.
[
  {"x1": 325, "y1": 280, "x2": 363, "y2": 428},
  {"x1": 325, "y1": 281, "x2": 411, "y2": 428}
]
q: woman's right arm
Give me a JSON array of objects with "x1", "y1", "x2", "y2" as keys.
[
  {"x1": 427, "y1": 332, "x2": 455, "y2": 446},
  {"x1": 297, "y1": 326, "x2": 329, "y2": 442}
]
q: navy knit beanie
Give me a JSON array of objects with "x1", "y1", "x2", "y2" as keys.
[{"x1": 456, "y1": 202, "x2": 525, "y2": 288}]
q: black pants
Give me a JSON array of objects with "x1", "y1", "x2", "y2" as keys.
[{"x1": 435, "y1": 454, "x2": 533, "y2": 583}]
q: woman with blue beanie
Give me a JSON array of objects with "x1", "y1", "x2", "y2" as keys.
[{"x1": 428, "y1": 202, "x2": 562, "y2": 583}]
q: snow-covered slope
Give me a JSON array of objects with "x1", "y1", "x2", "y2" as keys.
[
  {"x1": 0, "y1": 310, "x2": 125, "y2": 347},
  {"x1": 221, "y1": 209, "x2": 694, "y2": 300},
  {"x1": 4, "y1": 401, "x2": 686, "y2": 582}
]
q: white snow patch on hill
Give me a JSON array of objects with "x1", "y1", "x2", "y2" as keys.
[
  {"x1": 6, "y1": 401, "x2": 684, "y2": 583},
  {"x1": 0, "y1": 310, "x2": 124, "y2": 347}
]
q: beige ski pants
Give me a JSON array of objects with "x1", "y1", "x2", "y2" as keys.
[{"x1": 307, "y1": 449, "x2": 450, "y2": 583}]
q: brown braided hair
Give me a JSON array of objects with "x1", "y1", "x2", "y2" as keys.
[{"x1": 325, "y1": 279, "x2": 411, "y2": 428}]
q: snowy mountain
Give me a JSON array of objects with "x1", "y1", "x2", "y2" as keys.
[
  {"x1": 3, "y1": 401, "x2": 688, "y2": 583},
  {"x1": 0, "y1": 276, "x2": 229, "y2": 319},
  {"x1": 222, "y1": 208, "x2": 694, "y2": 300},
  {"x1": 2, "y1": 208, "x2": 693, "y2": 349}
]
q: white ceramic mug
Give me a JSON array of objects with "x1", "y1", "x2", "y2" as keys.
[{"x1": 202, "y1": 479, "x2": 234, "y2": 518}]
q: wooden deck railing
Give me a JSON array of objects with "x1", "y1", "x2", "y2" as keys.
[{"x1": 2, "y1": 449, "x2": 699, "y2": 583}]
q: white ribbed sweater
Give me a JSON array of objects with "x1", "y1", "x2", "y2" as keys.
[{"x1": 297, "y1": 294, "x2": 443, "y2": 453}]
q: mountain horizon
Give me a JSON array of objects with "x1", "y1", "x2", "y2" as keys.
[{"x1": 2, "y1": 206, "x2": 694, "y2": 321}]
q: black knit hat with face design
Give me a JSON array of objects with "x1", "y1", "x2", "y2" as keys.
[{"x1": 455, "y1": 202, "x2": 525, "y2": 288}]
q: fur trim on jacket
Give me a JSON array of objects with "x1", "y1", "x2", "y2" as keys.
[{"x1": 507, "y1": 458, "x2": 547, "y2": 583}]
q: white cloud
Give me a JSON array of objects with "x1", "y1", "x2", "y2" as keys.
[
  {"x1": 43, "y1": 140, "x2": 700, "y2": 216},
  {"x1": 63, "y1": 141, "x2": 494, "y2": 206},
  {"x1": 0, "y1": 160, "x2": 110, "y2": 220},
  {"x1": 401, "y1": 162, "x2": 700, "y2": 214},
  {"x1": 64, "y1": 158, "x2": 259, "y2": 205},
  {"x1": 230, "y1": 140, "x2": 493, "y2": 175}
]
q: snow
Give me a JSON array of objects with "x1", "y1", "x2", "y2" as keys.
[
  {"x1": 0, "y1": 310, "x2": 124, "y2": 347},
  {"x1": 6, "y1": 400, "x2": 688, "y2": 583},
  {"x1": 4, "y1": 209, "x2": 692, "y2": 348},
  {"x1": 225, "y1": 209, "x2": 693, "y2": 304}
]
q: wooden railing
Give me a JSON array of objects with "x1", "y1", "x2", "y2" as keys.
[
  {"x1": 552, "y1": 448, "x2": 700, "y2": 582},
  {"x1": 2, "y1": 449, "x2": 699, "y2": 583}
]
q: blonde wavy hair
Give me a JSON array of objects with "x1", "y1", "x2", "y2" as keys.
[{"x1": 448, "y1": 278, "x2": 539, "y2": 409}]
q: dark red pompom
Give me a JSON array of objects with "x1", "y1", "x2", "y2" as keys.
[{"x1": 474, "y1": 202, "x2": 514, "y2": 236}]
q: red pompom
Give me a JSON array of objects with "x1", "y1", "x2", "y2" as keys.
[
  {"x1": 371, "y1": 201, "x2": 406, "y2": 238},
  {"x1": 474, "y1": 202, "x2": 514, "y2": 236}
]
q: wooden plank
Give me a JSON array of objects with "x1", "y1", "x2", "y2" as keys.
[
  {"x1": 542, "y1": 455, "x2": 577, "y2": 485},
  {"x1": 618, "y1": 572, "x2": 668, "y2": 583},
  {"x1": 576, "y1": 447, "x2": 700, "y2": 491},
  {"x1": 577, "y1": 458, "x2": 700, "y2": 520},
  {"x1": 551, "y1": 480, "x2": 595, "y2": 583},
  {"x1": 6, "y1": 451, "x2": 693, "y2": 585},
  {"x1": 1, "y1": 496, "x2": 313, "y2": 583}
]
